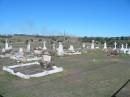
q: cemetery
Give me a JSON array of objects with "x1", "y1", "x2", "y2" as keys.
[
  {"x1": 0, "y1": 36, "x2": 130, "y2": 97},
  {"x1": 1, "y1": 0, "x2": 130, "y2": 96}
]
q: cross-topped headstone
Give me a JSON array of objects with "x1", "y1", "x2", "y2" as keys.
[
  {"x1": 120, "y1": 44, "x2": 124, "y2": 51},
  {"x1": 125, "y1": 43, "x2": 128, "y2": 49}
]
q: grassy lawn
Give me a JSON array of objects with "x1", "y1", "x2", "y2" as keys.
[{"x1": 0, "y1": 50, "x2": 130, "y2": 97}]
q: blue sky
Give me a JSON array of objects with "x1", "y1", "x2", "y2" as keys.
[{"x1": 0, "y1": 0, "x2": 130, "y2": 37}]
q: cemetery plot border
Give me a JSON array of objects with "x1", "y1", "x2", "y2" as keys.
[{"x1": 3, "y1": 62, "x2": 63, "y2": 79}]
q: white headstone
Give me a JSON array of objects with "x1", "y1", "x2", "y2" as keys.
[
  {"x1": 43, "y1": 41, "x2": 47, "y2": 50},
  {"x1": 17, "y1": 48, "x2": 24, "y2": 58},
  {"x1": 125, "y1": 43, "x2": 128, "y2": 50},
  {"x1": 68, "y1": 45, "x2": 75, "y2": 52},
  {"x1": 121, "y1": 44, "x2": 124, "y2": 50},
  {"x1": 103, "y1": 42, "x2": 107, "y2": 49},
  {"x1": 120, "y1": 44, "x2": 125, "y2": 53},
  {"x1": 2, "y1": 48, "x2": 5, "y2": 53},
  {"x1": 123, "y1": 43, "x2": 128, "y2": 54},
  {"x1": 42, "y1": 55, "x2": 51, "y2": 62},
  {"x1": 82, "y1": 43, "x2": 86, "y2": 48},
  {"x1": 114, "y1": 42, "x2": 117, "y2": 50},
  {"x1": 53, "y1": 43, "x2": 56, "y2": 50},
  {"x1": 91, "y1": 40, "x2": 95, "y2": 49},
  {"x1": 57, "y1": 42, "x2": 64, "y2": 56},
  {"x1": 5, "y1": 39, "x2": 9, "y2": 50},
  {"x1": 19, "y1": 48, "x2": 23, "y2": 53},
  {"x1": 128, "y1": 48, "x2": 130, "y2": 54},
  {"x1": 27, "y1": 42, "x2": 31, "y2": 52}
]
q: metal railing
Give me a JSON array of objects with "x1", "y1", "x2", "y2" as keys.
[{"x1": 111, "y1": 79, "x2": 130, "y2": 97}]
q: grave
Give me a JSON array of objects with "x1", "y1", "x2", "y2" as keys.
[
  {"x1": 34, "y1": 47, "x2": 43, "y2": 55},
  {"x1": 26, "y1": 41, "x2": 31, "y2": 52},
  {"x1": 0, "y1": 39, "x2": 13, "y2": 58},
  {"x1": 103, "y1": 42, "x2": 107, "y2": 49},
  {"x1": 127, "y1": 48, "x2": 130, "y2": 54},
  {"x1": 120, "y1": 44, "x2": 125, "y2": 53},
  {"x1": 68, "y1": 45, "x2": 75, "y2": 52},
  {"x1": 52, "y1": 43, "x2": 56, "y2": 51},
  {"x1": 43, "y1": 41, "x2": 47, "y2": 50},
  {"x1": 82, "y1": 43, "x2": 86, "y2": 48},
  {"x1": 113, "y1": 42, "x2": 117, "y2": 50},
  {"x1": 57, "y1": 42, "x2": 64, "y2": 56},
  {"x1": 3, "y1": 53, "x2": 63, "y2": 79},
  {"x1": 11, "y1": 48, "x2": 42, "y2": 62},
  {"x1": 64, "y1": 44, "x2": 81, "y2": 55},
  {"x1": 91, "y1": 40, "x2": 95, "y2": 49}
]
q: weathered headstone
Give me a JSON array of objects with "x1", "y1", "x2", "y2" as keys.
[
  {"x1": 91, "y1": 40, "x2": 95, "y2": 49},
  {"x1": 57, "y1": 42, "x2": 64, "y2": 56},
  {"x1": 43, "y1": 41, "x2": 47, "y2": 50},
  {"x1": 53, "y1": 43, "x2": 56, "y2": 51},
  {"x1": 5, "y1": 39, "x2": 9, "y2": 50},
  {"x1": 2, "y1": 48, "x2": 5, "y2": 53},
  {"x1": 82, "y1": 43, "x2": 86, "y2": 48},
  {"x1": 114, "y1": 42, "x2": 117, "y2": 50},
  {"x1": 103, "y1": 42, "x2": 107, "y2": 49},
  {"x1": 120, "y1": 44, "x2": 125, "y2": 53},
  {"x1": 125, "y1": 43, "x2": 128, "y2": 50},
  {"x1": 68, "y1": 45, "x2": 75, "y2": 52},
  {"x1": 128, "y1": 48, "x2": 130, "y2": 54},
  {"x1": 27, "y1": 42, "x2": 31, "y2": 52}
]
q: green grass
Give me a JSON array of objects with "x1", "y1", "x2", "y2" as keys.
[{"x1": 0, "y1": 50, "x2": 130, "y2": 97}]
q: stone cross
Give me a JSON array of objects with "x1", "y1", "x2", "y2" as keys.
[
  {"x1": 125, "y1": 43, "x2": 128, "y2": 49},
  {"x1": 120, "y1": 44, "x2": 124, "y2": 51}
]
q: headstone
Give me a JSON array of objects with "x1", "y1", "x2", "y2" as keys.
[
  {"x1": 43, "y1": 41, "x2": 47, "y2": 50},
  {"x1": 5, "y1": 39, "x2": 9, "y2": 50},
  {"x1": 19, "y1": 48, "x2": 23, "y2": 53},
  {"x1": 16, "y1": 48, "x2": 24, "y2": 59},
  {"x1": 103, "y1": 42, "x2": 107, "y2": 49},
  {"x1": 42, "y1": 54, "x2": 51, "y2": 62},
  {"x1": 124, "y1": 43, "x2": 128, "y2": 54},
  {"x1": 57, "y1": 42, "x2": 64, "y2": 56},
  {"x1": 68, "y1": 45, "x2": 75, "y2": 52},
  {"x1": 128, "y1": 48, "x2": 130, "y2": 54},
  {"x1": 91, "y1": 40, "x2": 95, "y2": 49},
  {"x1": 53, "y1": 43, "x2": 56, "y2": 50},
  {"x1": 27, "y1": 42, "x2": 31, "y2": 52},
  {"x1": 9, "y1": 45, "x2": 12, "y2": 49},
  {"x1": 82, "y1": 43, "x2": 86, "y2": 48},
  {"x1": 2, "y1": 48, "x2": 5, "y2": 53},
  {"x1": 121, "y1": 44, "x2": 124, "y2": 50},
  {"x1": 125, "y1": 43, "x2": 128, "y2": 50},
  {"x1": 114, "y1": 42, "x2": 117, "y2": 50},
  {"x1": 120, "y1": 44, "x2": 125, "y2": 53}
]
